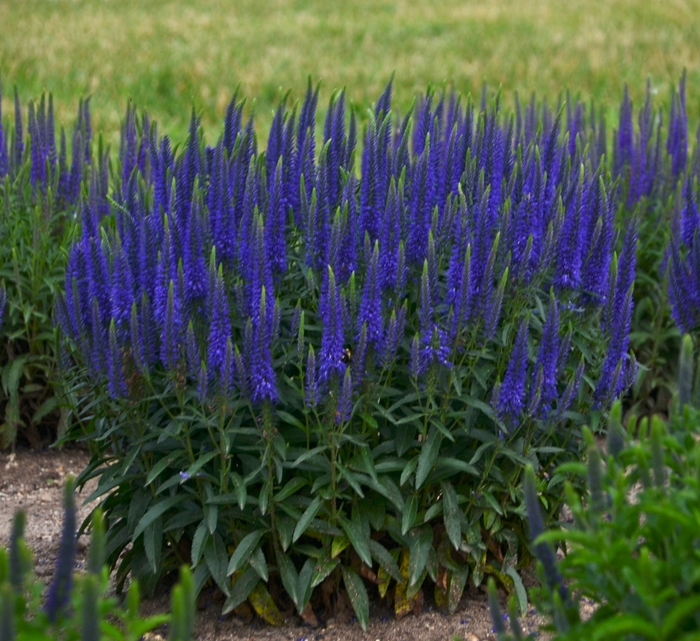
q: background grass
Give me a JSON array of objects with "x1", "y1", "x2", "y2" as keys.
[{"x1": 1, "y1": 0, "x2": 700, "y2": 146}]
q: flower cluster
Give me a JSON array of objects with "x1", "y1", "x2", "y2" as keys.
[
  {"x1": 666, "y1": 143, "x2": 700, "y2": 333},
  {"x1": 56, "y1": 81, "x2": 644, "y2": 430},
  {"x1": 0, "y1": 84, "x2": 92, "y2": 206},
  {"x1": 612, "y1": 73, "x2": 690, "y2": 206}
]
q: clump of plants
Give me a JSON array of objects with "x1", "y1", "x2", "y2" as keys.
[
  {"x1": 55, "y1": 78, "x2": 642, "y2": 628},
  {"x1": 487, "y1": 334, "x2": 700, "y2": 640},
  {"x1": 0, "y1": 83, "x2": 95, "y2": 449},
  {"x1": 620, "y1": 74, "x2": 700, "y2": 421},
  {"x1": 0, "y1": 475, "x2": 196, "y2": 641}
]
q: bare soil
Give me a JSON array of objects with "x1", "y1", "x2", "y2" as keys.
[{"x1": 0, "y1": 447, "x2": 549, "y2": 641}]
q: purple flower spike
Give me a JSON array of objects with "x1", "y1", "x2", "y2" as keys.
[
  {"x1": 207, "y1": 266, "x2": 231, "y2": 389},
  {"x1": 250, "y1": 287, "x2": 278, "y2": 404},
  {"x1": 160, "y1": 279, "x2": 184, "y2": 372},
  {"x1": 305, "y1": 344, "x2": 318, "y2": 408},
  {"x1": 681, "y1": 174, "x2": 699, "y2": 248},
  {"x1": 13, "y1": 86, "x2": 24, "y2": 170},
  {"x1": 381, "y1": 303, "x2": 407, "y2": 367},
  {"x1": 535, "y1": 297, "x2": 561, "y2": 410},
  {"x1": 613, "y1": 84, "x2": 634, "y2": 179},
  {"x1": 524, "y1": 466, "x2": 568, "y2": 602},
  {"x1": 336, "y1": 366, "x2": 353, "y2": 423},
  {"x1": 319, "y1": 267, "x2": 345, "y2": 385},
  {"x1": 44, "y1": 477, "x2": 77, "y2": 623},
  {"x1": 357, "y1": 241, "x2": 383, "y2": 349},
  {"x1": 410, "y1": 333, "x2": 423, "y2": 379},
  {"x1": 495, "y1": 321, "x2": 529, "y2": 426}
]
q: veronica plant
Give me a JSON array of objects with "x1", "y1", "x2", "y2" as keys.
[
  {"x1": 489, "y1": 336, "x2": 700, "y2": 641},
  {"x1": 615, "y1": 73, "x2": 698, "y2": 418},
  {"x1": 59, "y1": 80, "x2": 637, "y2": 628},
  {"x1": 0, "y1": 476, "x2": 195, "y2": 641},
  {"x1": 0, "y1": 84, "x2": 94, "y2": 449}
]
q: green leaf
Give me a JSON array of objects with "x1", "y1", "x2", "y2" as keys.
[
  {"x1": 447, "y1": 566, "x2": 469, "y2": 614},
  {"x1": 127, "y1": 489, "x2": 153, "y2": 532},
  {"x1": 292, "y1": 445, "x2": 328, "y2": 467},
  {"x1": 293, "y1": 496, "x2": 324, "y2": 542},
  {"x1": 661, "y1": 594, "x2": 700, "y2": 639},
  {"x1": 274, "y1": 476, "x2": 308, "y2": 502},
  {"x1": 277, "y1": 551, "x2": 300, "y2": 610},
  {"x1": 259, "y1": 480, "x2": 271, "y2": 516},
  {"x1": 468, "y1": 441, "x2": 495, "y2": 466},
  {"x1": 191, "y1": 521, "x2": 209, "y2": 567},
  {"x1": 341, "y1": 566, "x2": 370, "y2": 631},
  {"x1": 423, "y1": 501, "x2": 443, "y2": 522},
  {"x1": 205, "y1": 502, "x2": 218, "y2": 535},
  {"x1": 395, "y1": 423, "x2": 417, "y2": 457},
  {"x1": 505, "y1": 566, "x2": 527, "y2": 616},
  {"x1": 441, "y1": 482, "x2": 461, "y2": 550},
  {"x1": 297, "y1": 557, "x2": 315, "y2": 611},
  {"x1": 332, "y1": 535, "x2": 350, "y2": 558},
  {"x1": 369, "y1": 539, "x2": 402, "y2": 583},
  {"x1": 369, "y1": 475, "x2": 405, "y2": 513},
  {"x1": 416, "y1": 426, "x2": 442, "y2": 489},
  {"x1": 464, "y1": 396, "x2": 495, "y2": 418},
  {"x1": 337, "y1": 462, "x2": 366, "y2": 498},
  {"x1": 133, "y1": 495, "x2": 187, "y2": 540},
  {"x1": 145, "y1": 456, "x2": 179, "y2": 486},
  {"x1": 358, "y1": 446, "x2": 379, "y2": 484},
  {"x1": 32, "y1": 396, "x2": 58, "y2": 424},
  {"x1": 311, "y1": 555, "x2": 339, "y2": 588},
  {"x1": 143, "y1": 518, "x2": 162, "y2": 574},
  {"x1": 482, "y1": 491, "x2": 503, "y2": 516},
  {"x1": 408, "y1": 527, "x2": 433, "y2": 587},
  {"x1": 591, "y1": 614, "x2": 658, "y2": 640},
  {"x1": 181, "y1": 452, "x2": 218, "y2": 481},
  {"x1": 338, "y1": 514, "x2": 372, "y2": 567},
  {"x1": 227, "y1": 530, "x2": 265, "y2": 576},
  {"x1": 401, "y1": 494, "x2": 418, "y2": 535},
  {"x1": 231, "y1": 472, "x2": 247, "y2": 510},
  {"x1": 205, "y1": 532, "x2": 231, "y2": 595},
  {"x1": 435, "y1": 457, "x2": 479, "y2": 477},
  {"x1": 400, "y1": 456, "x2": 418, "y2": 486},
  {"x1": 276, "y1": 410, "x2": 307, "y2": 430},
  {"x1": 2, "y1": 355, "x2": 28, "y2": 398},
  {"x1": 276, "y1": 515, "x2": 295, "y2": 552},
  {"x1": 223, "y1": 567, "x2": 260, "y2": 614},
  {"x1": 249, "y1": 545, "x2": 269, "y2": 582}
]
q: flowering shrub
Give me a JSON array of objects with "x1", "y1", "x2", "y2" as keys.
[
  {"x1": 488, "y1": 336, "x2": 700, "y2": 641},
  {"x1": 613, "y1": 74, "x2": 697, "y2": 417},
  {"x1": 0, "y1": 85, "x2": 93, "y2": 449},
  {"x1": 58, "y1": 81, "x2": 638, "y2": 627},
  {"x1": 0, "y1": 476, "x2": 195, "y2": 641}
]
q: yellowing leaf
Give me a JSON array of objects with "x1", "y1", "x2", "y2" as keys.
[
  {"x1": 331, "y1": 535, "x2": 350, "y2": 558},
  {"x1": 248, "y1": 582, "x2": 284, "y2": 626}
]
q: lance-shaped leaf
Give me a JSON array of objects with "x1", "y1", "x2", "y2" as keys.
[{"x1": 341, "y1": 566, "x2": 370, "y2": 631}]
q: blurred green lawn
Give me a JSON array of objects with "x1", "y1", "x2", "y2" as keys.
[{"x1": 1, "y1": 0, "x2": 699, "y2": 147}]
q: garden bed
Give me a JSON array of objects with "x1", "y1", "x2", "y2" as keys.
[{"x1": 0, "y1": 447, "x2": 551, "y2": 641}]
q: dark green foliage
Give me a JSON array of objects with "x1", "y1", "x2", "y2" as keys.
[
  {"x1": 489, "y1": 339, "x2": 700, "y2": 640},
  {"x1": 0, "y1": 478, "x2": 196, "y2": 641},
  {"x1": 0, "y1": 133, "x2": 79, "y2": 449},
  {"x1": 57, "y1": 84, "x2": 642, "y2": 630}
]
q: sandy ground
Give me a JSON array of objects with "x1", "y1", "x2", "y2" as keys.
[{"x1": 0, "y1": 446, "x2": 550, "y2": 641}]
